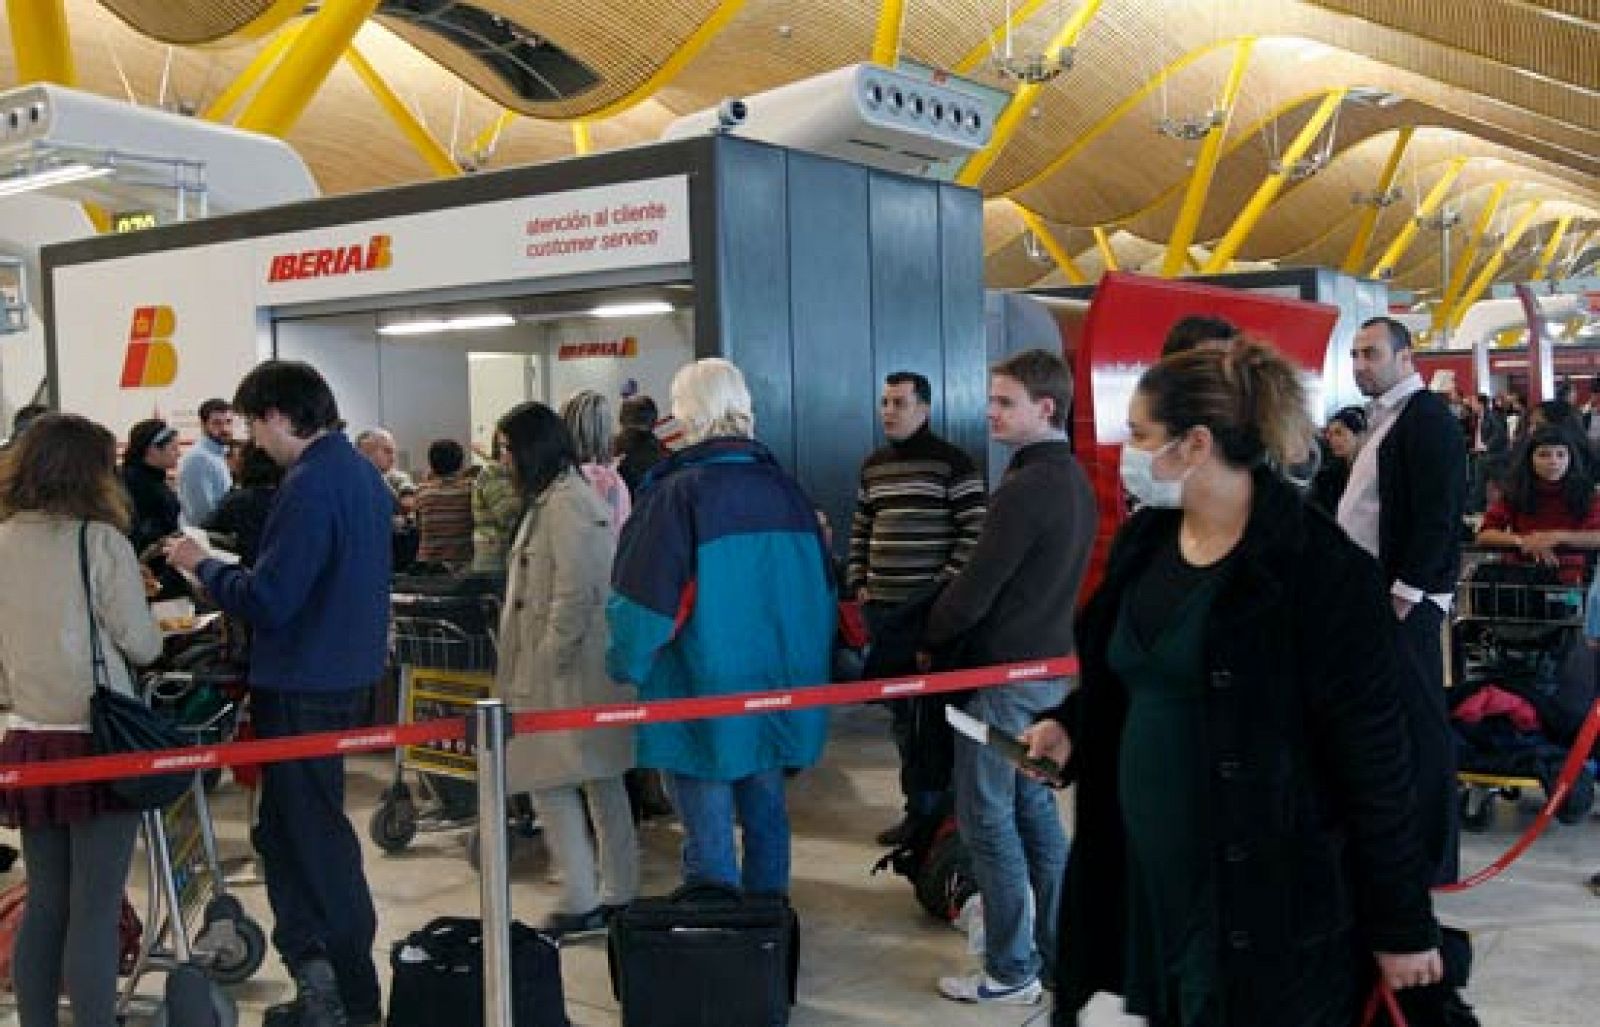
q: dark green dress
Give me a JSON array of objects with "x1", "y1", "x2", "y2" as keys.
[{"x1": 1108, "y1": 535, "x2": 1232, "y2": 1026}]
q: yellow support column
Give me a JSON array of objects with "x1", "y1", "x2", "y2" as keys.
[
  {"x1": 1016, "y1": 205, "x2": 1088, "y2": 285},
  {"x1": 204, "y1": 22, "x2": 307, "y2": 122},
  {"x1": 1370, "y1": 157, "x2": 1468, "y2": 280},
  {"x1": 343, "y1": 46, "x2": 459, "y2": 178},
  {"x1": 1202, "y1": 89, "x2": 1345, "y2": 273},
  {"x1": 472, "y1": 110, "x2": 519, "y2": 159},
  {"x1": 7, "y1": 0, "x2": 75, "y2": 84},
  {"x1": 1160, "y1": 38, "x2": 1253, "y2": 277},
  {"x1": 957, "y1": 0, "x2": 1104, "y2": 188},
  {"x1": 872, "y1": 0, "x2": 907, "y2": 65},
  {"x1": 1430, "y1": 181, "x2": 1510, "y2": 332},
  {"x1": 1341, "y1": 126, "x2": 1414, "y2": 273},
  {"x1": 572, "y1": 123, "x2": 593, "y2": 155},
  {"x1": 1092, "y1": 227, "x2": 1119, "y2": 271},
  {"x1": 1530, "y1": 216, "x2": 1574, "y2": 281},
  {"x1": 235, "y1": 0, "x2": 383, "y2": 138},
  {"x1": 1449, "y1": 203, "x2": 1545, "y2": 330}
]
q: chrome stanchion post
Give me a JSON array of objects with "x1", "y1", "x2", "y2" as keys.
[{"x1": 472, "y1": 699, "x2": 514, "y2": 1027}]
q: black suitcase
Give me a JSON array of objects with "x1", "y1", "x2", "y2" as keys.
[{"x1": 607, "y1": 883, "x2": 799, "y2": 1026}]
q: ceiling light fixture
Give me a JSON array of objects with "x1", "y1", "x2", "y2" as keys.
[
  {"x1": 0, "y1": 162, "x2": 113, "y2": 198},
  {"x1": 589, "y1": 301, "x2": 673, "y2": 318},
  {"x1": 378, "y1": 314, "x2": 515, "y2": 336}
]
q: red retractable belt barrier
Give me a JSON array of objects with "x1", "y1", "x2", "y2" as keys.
[{"x1": 0, "y1": 657, "x2": 1077, "y2": 791}]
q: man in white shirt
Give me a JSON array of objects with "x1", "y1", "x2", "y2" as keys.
[
  {"x1": 177, "y1": 398, "x2": 234, "y2": 527},
  {"x1": 1337, "y1": 316, "x2": 1466, "y2": 885}
]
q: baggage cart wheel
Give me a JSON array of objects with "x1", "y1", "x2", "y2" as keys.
[
  {"x1": 152, "y1": 963, "x2": 237, "y2": 1027},
  {"x1": 370, "y1": 795, "x2": 417, "y2": 853},
  {"x1": 1460, "y1": 788, "x2": 1493, "y2": 832},
  {"x1": 197, "y1": 903, "x2": 267, "y2": 986}
]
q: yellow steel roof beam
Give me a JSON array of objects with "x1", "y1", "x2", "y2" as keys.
[
  {"x1": 872, "y1": 0, "x2": 907, "y2": 66},
  {"x1": 1341, "y1": 126, "x2": 1414, "y2": 274},
  {"x1": 1371, "y1": 157, "x2": 1469, "y2": 279},
  {"x1": 235, "y1": 0, "x2": 383, "y2": 139},
  {"x1": 957, "y1": 0, "x2": 1105, "y2": 188},
  {"x1": 1015, "y1": 203, "x2": 1088, "y2": 285},
  {"x1": 343, "y1": 45, "x2": 460, "y2": 178},
  {"x1": 1203, "y1": 88, "x2": 1346, "y2": 273},
  {"x1": 1449, "y1": 202, "x2": 1545, "y2": 329},
  {"x1": 572, "y1": 122, "x2": 593, "y2": 155},
  {"x1": 1092, "y1": 226, "x2": 1119, "y2": 271},
  {"x1": 1160, "y1": 38, "x2": 1254, "y2": 277},
  {"x1": 204, "y1": 20, "x2": 307, "y2": 122},
  {"x1": 1530, "y1": 215, "x2": 1574, "y2": 281},
  {"x1": 7, "y1": 0, "x2": 75, "y2": 84},
  {"x1": 1430, "y1": 181, "x2": 1510, "y2": 332}
]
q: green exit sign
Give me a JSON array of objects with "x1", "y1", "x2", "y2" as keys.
[{"x1": 113, "y1": 211, "x2": 157, "y2": 233}]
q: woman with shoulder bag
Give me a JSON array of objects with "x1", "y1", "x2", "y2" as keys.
[
  {"x1": 496, "y1": 402, "x2": 639, "y2": 937},
  {"x1": 0, "y1": 413, "x2": 163, "y2": 1027},
  {"x1": 1023, "y1": 340, "x2": 1442, "y2": 1025}
]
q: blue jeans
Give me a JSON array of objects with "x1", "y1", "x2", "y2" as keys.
[
  {"x1": 252, "y1": 687, "x2": 381, "y2": 1017},
  {"x1": 668, "y1": 769, "x2": 790, "y2": 894},
  {"x1": 953, "y1": 679, "x2": 1069, "y2": 986}
]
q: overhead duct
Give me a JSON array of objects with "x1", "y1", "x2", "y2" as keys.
[
  {"x1": 662, "y1": 64, "x2": 994, "y2": 176},
  {"x1": 0, "y1": 83, "x2": 319, "y2": 217}
]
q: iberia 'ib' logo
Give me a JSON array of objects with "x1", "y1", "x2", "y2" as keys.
[{"x1": 119, "y1": 306, "x2": 177, "y2": 388}]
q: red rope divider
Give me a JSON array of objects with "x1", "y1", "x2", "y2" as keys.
[{"x1": 0, "y1": 657, "x2": 1077, "y2": 791}]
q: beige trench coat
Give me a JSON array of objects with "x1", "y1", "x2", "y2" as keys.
[{"x1": 498, "y1": 469, "x2": 635, "y2": 792}]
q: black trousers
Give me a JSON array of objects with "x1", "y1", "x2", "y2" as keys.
[{"x1": 1392, "y1": 601, "x2": 1461, "y2": 885}]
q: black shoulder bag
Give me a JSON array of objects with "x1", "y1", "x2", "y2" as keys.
[{"x1": 79, "y1": 521, "x2": 191, "y2": 810}]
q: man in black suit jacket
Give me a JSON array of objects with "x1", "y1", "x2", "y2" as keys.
[{"x1": 1336, "y1": 316, "x2": 1466, "y2": 886}]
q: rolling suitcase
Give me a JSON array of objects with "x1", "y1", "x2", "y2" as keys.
[{"x1": 607, "y1": 883, "x2": 799, "y2": 1026}]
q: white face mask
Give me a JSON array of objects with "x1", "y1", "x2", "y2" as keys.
[{"x1": 1120, "y1": 439, "x2": 1189, "y2": 509}]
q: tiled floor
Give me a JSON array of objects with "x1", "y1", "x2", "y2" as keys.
[{"x1": 3, "y1": 704, "x2": 1599, "y2": 1024}]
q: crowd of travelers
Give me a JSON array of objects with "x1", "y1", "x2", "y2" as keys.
[{"x1": 8, "y1": 309, "x2": 1586, "y2": 1026}]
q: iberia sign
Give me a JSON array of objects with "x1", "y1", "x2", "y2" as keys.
[
  {"x1": 267, "y1": 234, "x2": 392, "y2": 283},
  {"x1": 558, "y1": 337, "x2": 638, "y2": 361}
]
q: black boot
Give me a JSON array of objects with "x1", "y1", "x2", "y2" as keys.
[{"x1": 264, "y1": 958, "x2": 349, "y2": 1027}]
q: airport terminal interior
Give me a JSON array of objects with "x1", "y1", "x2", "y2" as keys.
[{"x1": 0, "y1": 1, "x2": 1598, "y2": 1026}]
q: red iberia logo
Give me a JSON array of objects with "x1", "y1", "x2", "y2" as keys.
[
  {"x1": 267, "y1": 234, "x2": 392, "y2": 283},
  {"x1": 558, "y1": 336, "x2": 638, "y2": 361},
  {"x1": 119, "y1": 306, "x2": 177, "y2": 388}
]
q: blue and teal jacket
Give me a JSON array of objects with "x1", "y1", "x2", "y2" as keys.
[{"x1": 606, "y1": 437, "x2": 834, "y2": 781}]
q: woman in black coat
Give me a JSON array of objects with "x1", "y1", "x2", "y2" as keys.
[
  {"x1": 121, "y1": 418, "x2": 181, "y2": 553},
  {"x1": 1024, "y1": 340, "x2": 1441, "y2": 1026}
]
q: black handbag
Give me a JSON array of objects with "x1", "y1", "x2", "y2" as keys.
[
  {"x1": 78, "y1": 521, "x2": 191, "y2": 810},
  {"x1": 386, "y1": 917, "x2": 568, "y2": 1027}
]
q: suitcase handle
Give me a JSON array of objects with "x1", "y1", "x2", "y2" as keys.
[{"x1": 667, "y1": 881, "x2": 747, "y2": 907}]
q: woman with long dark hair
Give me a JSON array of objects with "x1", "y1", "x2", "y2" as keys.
[
  {"x1": 1477, "y1": 425, "x2": 1600, "y2": 576},
  {"x1": 495, "y1": 402, "x2": 638, "y2": 936},
  {"x1": 120, "y1": 418, "x2": 181, "y2": 554},
  {"x1": 1023, "y1": 340, "x2": 1441, "y2": 1025},
  {"x1": 0, "y1": 413, "x2": 162, "y2": 1027}
]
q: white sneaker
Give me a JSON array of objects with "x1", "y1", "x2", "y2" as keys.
[{"x1": 937, "y1": 970, "x2": 1043, "y2": 1005}]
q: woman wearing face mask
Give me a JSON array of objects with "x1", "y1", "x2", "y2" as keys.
[
  {"x1": 1308, "y1": 406, "x2": 1368, "y2": 515},
  {"x1": 1022, "y1": 339, "x2": 1441, "y2": 1026},
  {"x1": 1476, "y1": 425, "x2": 1600, "y2": 579}
]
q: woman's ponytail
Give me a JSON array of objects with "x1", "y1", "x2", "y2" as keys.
[{"x1": 1224, "y1": 338, "x2": 1317, "y2": 470}]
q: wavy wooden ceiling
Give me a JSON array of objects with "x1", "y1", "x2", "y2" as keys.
[{"x1": 4, "y1": 0, "x2": 1597, "y2": 297}]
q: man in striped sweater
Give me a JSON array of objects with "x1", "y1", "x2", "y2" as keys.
[{"x1": 848, "y1": 371, "x2": 986, "y2": 846}]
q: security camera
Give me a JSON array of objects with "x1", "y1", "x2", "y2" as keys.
[{"x1": 715, "y1": 98, "x2": 748, "y2": 132}]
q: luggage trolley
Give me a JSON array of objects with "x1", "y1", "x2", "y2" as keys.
[
  {"x1": 120, "y1": 670, "x2": 268, "y2": 1026},
  {"x1": 370, "y1": 577, "x2": 538, "y2": 859},
  {"x1": 1450, "y1": 545, "x2": 1599, "y2": 830}
]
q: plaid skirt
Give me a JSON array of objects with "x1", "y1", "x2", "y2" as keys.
[{"x1": 0, "y1": 729, "x2": 128, "y2": 829}]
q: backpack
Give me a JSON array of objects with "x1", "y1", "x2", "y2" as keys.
[{"x1": 870, "y1": 814, "x2": 977, "y2": 922}]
